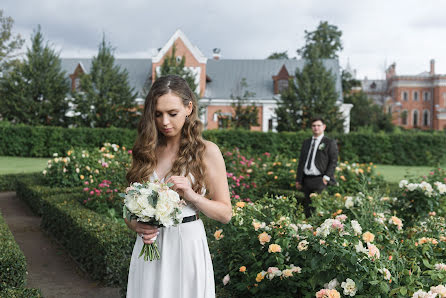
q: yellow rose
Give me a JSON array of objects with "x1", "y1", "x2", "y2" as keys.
[
  {"x1": 236, "y1": 202, "x2": 245, "y2": 208},
  {"x1": 255, "y1": 272, "x2": 265, "y2": 282},
  {"x1": 335, "y1": 193, "x2": 341, "y2": 198},
  {"x1": 239, "y1": 266, "x2": 246, "y2": 272},
  {"x1": 79, "y1": 175, "x2": 84, "y2": 180},
  {"x1": 282, "y1": 269, "x2": 293, "y2": 277},
  {"x1": 362, "y1": 231, "x2": 375, "y2": 243},
  {"x1": 214, "y1": 229, "x2": 224, "y2": 240},
  {"x1": 258, "y1": 232, "x2": 271, "y2": 245},
  {"x1": 252, "y1": 221, "x2": 261, "y2": 231},
  {"x1": 268, "y1": 244, "x2": 282, "y2": 253}
]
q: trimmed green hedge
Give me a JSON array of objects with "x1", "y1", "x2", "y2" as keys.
[
  {"x1": 15, "y1": 175, "x2": 135, "y2": 292},
  {"x1": 1, "y1": 125, "x2": 446, "y2": 165},
  {"x1": 0, "y1": 125, "x2": 137, "y2": 157},
  {"x1": 14, "y1": 174, "x2": 82, "y2": 216},
  {"x1": 39, "y1": 193, "x2": 135, "y2": 287},
  {"x1": 0, "y1": 173, "x2": 44, "y2": 192},
  {"x1": 0, "y1": 287, "x2": 43, "y2": 298},
  {"x1": 0, "y1": 211, "x2": 27, "y2": 290}
]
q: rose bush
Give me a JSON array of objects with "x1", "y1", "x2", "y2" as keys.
[{"x1": 42, "y1": 143, "x2": 131, "y2": 188}]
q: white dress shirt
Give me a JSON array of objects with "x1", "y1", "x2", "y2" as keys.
[{"x1": 304, "y1": 134, "x2": 324, "y2": 176}]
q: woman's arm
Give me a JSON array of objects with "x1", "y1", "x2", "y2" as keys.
[{"x1": 167, "y1": 141, "x2": 232, "y2": 224}]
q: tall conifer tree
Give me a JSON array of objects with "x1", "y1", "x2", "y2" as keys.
[
  {"x1": 276, "y1": 21, "x2": 344, "y2": 132},
  {"x1": 72, "y1": 36, "x2": 138, "y2": 128},
  {"x1": 0, "y1": 26, "x2": 70, "y2": 126}
]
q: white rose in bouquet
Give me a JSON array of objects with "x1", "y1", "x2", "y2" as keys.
[{"x1": 121, "y1": 181, "x2": 184, "y2": 261}]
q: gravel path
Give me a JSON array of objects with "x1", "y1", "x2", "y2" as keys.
[{"x1": 0, "y1": 192, "x2": 121, "y2": 298}]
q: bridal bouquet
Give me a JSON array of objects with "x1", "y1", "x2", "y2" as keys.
[{"x1": 121, "y1": 181, "x2": 184, "y2": 261}]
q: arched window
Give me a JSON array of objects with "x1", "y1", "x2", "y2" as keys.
[
  {"x1": 413, "y1": 91, "x2": 419, "y2": 101},
  {"x1": 423, "y1": 110, "x2": 430, "y2": 126},
  {"x1": 401, "y1": 110, "x2": 408, "y2": 125},
  {"x1": 402, "y1": 91, "x2": 408, "y2": 101},
  {"x1": 413, "y1": 109, "x2": 419, "y2": 127}
]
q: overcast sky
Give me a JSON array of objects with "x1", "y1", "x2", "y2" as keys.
[{"x1": 3, "y1": 0, "x2": 446, "y2": 79}]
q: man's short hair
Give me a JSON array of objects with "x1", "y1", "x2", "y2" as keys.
[{"x1": 311, "y1": 116, "x2": 325, "y2": 124}]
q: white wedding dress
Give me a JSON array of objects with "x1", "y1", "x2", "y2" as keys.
[{"x1": 126, "y1": 172, "x2": 215, "y2": 298}]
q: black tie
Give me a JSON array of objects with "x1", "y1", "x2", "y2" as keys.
[{"x1": 306, "y1": 138, "x2": 316, "y2": 170}]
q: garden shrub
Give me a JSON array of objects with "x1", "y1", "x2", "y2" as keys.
[
  {"x1": 39, "y1": 193, "x2": 135, "y2": 288},
  {"x1": 2, "y1": 124, "x2": 446, "y2": 166},
  {"x1": 15, "y1": 174, "x2": 81, "y2": 216},
  {"x1": 0, "y1": 172, "x2": 41, "y2": 192},
  {"x1": 0, "y1": 211, "x2": 27, "y2": 290},
  {"x1": 0, "y1": 287, "x2": 43, "y2": 298}
]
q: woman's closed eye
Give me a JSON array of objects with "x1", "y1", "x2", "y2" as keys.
[{"x1": 155, "y1": 113, "x2": 177, "y2": 117}]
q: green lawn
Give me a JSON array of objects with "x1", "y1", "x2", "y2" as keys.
[
  {"x1": 0, "y1": 156, "x2": 49, "y2": 174},
  {"x1": 375, "y1": 164, "x2": 442, "y2": 184}
]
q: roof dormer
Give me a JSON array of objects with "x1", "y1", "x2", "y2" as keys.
[
  {"x1": 69, "y1": 62, "x2": 87, "y2": 92},
  {"x1": 272, "y1": 64, "x2": 292, "y2": 94}
]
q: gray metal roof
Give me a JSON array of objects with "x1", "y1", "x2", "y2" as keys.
[
  {"x1": 361, "y1": 79, "x2": 387, "y2": 93},
  {"x1": 60, "y1": 58, "x2": 342, "y2": 101},
  {"x1": 60, "y1": 58, "x2": 152, "y2": 97},
  {"x1": 205, "y1": 59, "x2": 343, "y2": 102}
]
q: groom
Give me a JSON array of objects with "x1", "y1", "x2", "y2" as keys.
[{"x1": 296, "y1": 117, "x2": 338, "y2": 217}]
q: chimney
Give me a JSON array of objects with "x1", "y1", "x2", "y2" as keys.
[
  {"x1": 430, "y1": 59, "x2": 435, "y2": 75},
  {"x1": 212, "y1": 48, "x2": 221, "y2": 60}
]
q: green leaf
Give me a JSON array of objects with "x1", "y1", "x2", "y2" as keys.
[{"x1": 399, "y1": 287, "x2": 407, "y2": 295}]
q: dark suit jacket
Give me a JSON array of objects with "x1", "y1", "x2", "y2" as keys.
[{"x1": 296, "y1": 136, "x2": 338, "y2": 185}]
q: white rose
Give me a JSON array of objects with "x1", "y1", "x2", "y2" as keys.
[
  {"x1": 125, "y1": 197, "x2": 141, "y2": 213},
  {"x1": 351, "y1": 220, "x2": 362, "y2": 235},
  {"x1": 345, "y1": 196, "x2": 354, "y2": 209},
  {"x1": 341, "y1": 278, "x2": 357, "y2": 296},
  {"x1": 136, "y1": 195, "x2": 150, "y2": 210},
  {"x1": 399, "y1": 179, "x2": 408, "y2": 188}
]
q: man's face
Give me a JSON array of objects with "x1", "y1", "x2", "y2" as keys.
[{"x1": 311, "y1": 120, "x2": 326, "y2": 137}]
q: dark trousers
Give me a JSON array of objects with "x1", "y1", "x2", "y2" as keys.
[{"x1": 302, "y1": 175, "x2": 327, "y2": 218}]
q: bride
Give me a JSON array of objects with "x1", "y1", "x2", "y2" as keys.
[{"x1": 124, "y1": 74, "x2": 232, "y2": 298}]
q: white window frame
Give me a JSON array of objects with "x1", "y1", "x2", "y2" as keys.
[
  {"x1": 402, "y1": 91, "x2": 409, "y2": 101},
  {"x1": 413, "y1": 109, "x2": 419, "y2": 127},
  {"x1": 423, "y1": 109, "x2": 430, "y2": 126},
  {"x1": 423, "y1": 91, "x2": 430, "y2": 101},
  {"x1": 413, "y1": 91, "x2": 419, "y2": 101},
  {"x1": 401, "y1": 109, "x2": 408, "y2": 125}
]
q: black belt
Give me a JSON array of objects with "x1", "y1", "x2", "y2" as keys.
[
  {"x1": 304, "y1": 174, "x2": 323, "y2": 178},
  {"x1": 182, "y1": 214, "x2": 199, "y2": 224},
  {"x1": 141, "y1": 214, "x2": 199, "y2": 227}
]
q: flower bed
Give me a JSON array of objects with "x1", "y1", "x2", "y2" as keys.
[{"x1": 12, "y1": 146, "x2": 446, "y2": 297}]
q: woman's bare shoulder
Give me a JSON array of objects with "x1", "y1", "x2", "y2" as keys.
[{"x1": 203, "y1": 140, "x2": 223, "y2": 160}]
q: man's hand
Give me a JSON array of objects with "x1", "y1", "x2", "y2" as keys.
[
  {"x1": 295, "y1": 182, "x2": 302, "y2": 190},
  {"x1": 322, "y1": 177, "x2": 328, "y2": 185}
]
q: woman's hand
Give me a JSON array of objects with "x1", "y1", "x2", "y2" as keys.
[
  {"x1": 131, "y1": 220, "x2": 159, "y2": 244},
  {"x1": 166, "y1": 176, "x2": 197, "y2": 203}
]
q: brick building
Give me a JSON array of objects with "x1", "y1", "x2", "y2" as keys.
[
  {"x1": 362, "y1": 60, "x2": 446, "y2": 130},
  {"x1": 62, "y1": 30, "x2": 352, "y2": 132}
]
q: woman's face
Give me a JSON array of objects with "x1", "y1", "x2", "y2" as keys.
[{"x1": 155, "y1": 92, "x2": 192, "y2": 138}]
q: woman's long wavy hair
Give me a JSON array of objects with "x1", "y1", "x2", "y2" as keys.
[{"x1": 126, "y1": 75, "x2": 206, "y2": 193}]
